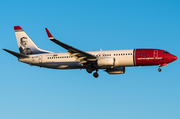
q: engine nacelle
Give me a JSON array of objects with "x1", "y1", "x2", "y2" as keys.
[
  {"x1": 105, "y1": 67, "x2": 125, "y2": 74},
  {"x1": 97, "y1": 57, "x2": 115, "y2": 67}
]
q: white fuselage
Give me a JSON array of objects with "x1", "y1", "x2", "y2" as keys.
[
  {"x1": 5, "y1": 26, "x2": 177, "y2": 78},
  {"x1": 19, "y1": 49, "x2": 135, "y2": 69}
]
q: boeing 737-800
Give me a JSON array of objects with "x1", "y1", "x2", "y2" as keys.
[{"x1": 3, "y1": 26, "x2": 177, "y2": 78}]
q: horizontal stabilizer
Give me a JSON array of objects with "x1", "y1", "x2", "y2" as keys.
[{"x1": 3, "y1": 49, "x2": 29, "y2": 58}]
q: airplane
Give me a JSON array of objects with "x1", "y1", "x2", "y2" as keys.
[{"x1": 3, "y1": 26, "x2": 177, "y2": 78}]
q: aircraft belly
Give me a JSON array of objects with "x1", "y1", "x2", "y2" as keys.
[{"x1": 41, "y1": 61, "x2": 83, "y2": 69}]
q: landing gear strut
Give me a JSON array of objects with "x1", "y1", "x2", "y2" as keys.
[
  {"x1": 93, "y1": 70, "x2": 99, "y2": 78},
  {"x1": 158, "y1": 67, "x2": 161, "y2": 72}
]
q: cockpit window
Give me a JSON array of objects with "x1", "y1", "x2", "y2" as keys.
[{"x1": 163, "y1": 52, "x2": 170, "y2": 54}]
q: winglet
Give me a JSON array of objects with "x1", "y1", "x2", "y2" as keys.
[
  {"x1": 14, "y1": 26, "x2": 23, "y2": 31},
  {"x1": 45, "y1": 28, "x2": 54, "y2": 39}
]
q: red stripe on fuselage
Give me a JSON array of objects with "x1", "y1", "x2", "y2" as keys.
[{"x1": 134, "y1": 49, "x2": 176, "y2": 66}]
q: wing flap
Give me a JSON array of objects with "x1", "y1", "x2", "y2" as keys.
[{"x1": 45, "y1": 28, "x2": 97, "y2": 64}]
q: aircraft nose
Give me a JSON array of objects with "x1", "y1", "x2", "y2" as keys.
[
  {"x1": 171, "y1": 55, "x2": 177, "y2": 61},
  {"x1": 174, "y1": 55, "x2": 178, "y2": 60}
]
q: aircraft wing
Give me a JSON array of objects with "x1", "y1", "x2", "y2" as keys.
[{"x1": 45, "y1": 28, "x2": 97, "y2": 65}]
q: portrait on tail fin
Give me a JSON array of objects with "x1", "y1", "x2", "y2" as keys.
[{"x1": 19, "y1": 37, "x2": 33, "y2": 55}]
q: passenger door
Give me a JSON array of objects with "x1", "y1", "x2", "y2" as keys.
[
  {"x1": 39, "y1": 55, "x2": 42, "y2": 63},
  {"x1": 154, "y1": 50, "x2": 158, "y2": 58}
]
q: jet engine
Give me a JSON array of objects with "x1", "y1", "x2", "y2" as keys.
[
  {"x1": 97, "y1": 57, "x2": 115, "y2": 67},
  {"x1": 105, "y1": 67, "x2": 125, "y2": 74}
]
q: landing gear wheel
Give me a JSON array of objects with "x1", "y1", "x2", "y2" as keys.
[
  {"x1": 158, "y1": 68, "x2": 161, "y2": 72},
  {"x1": 93, "y1": 72, "x2": 99, "y2": 78},
  {"x1": 86, "y1": 68, "x2": 93, "y2": 73}
]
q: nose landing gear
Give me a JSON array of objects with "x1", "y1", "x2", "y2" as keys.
[
  {"x1": 158, "y1": 64, "x2": 167, "y2": 72},
  {"x1": 158, "y1": 67, "x2": 161, "y2": 72}
]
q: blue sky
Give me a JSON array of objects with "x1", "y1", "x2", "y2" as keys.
[{"x1": 0, "y1": 0, "x2": 180, "y2": 119}]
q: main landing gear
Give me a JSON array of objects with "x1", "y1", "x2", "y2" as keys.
[
  {"x1": 86, "y1": 68, "x2": 93, "y2": 73},
  {"x1": 86, "y1": 68, "x2": 99, "y2": 78},
  {"x1": 93, "y1": 70, "x2": 99, "y2": 78}
]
